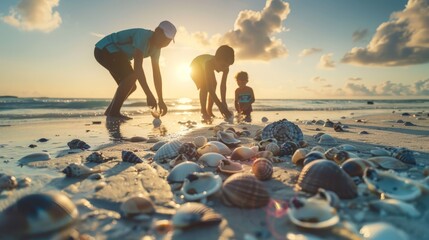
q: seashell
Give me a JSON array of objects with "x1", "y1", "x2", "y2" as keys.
[
  {"x1": 359, "y1": 222, "x2": 409, "y2": 240},
  {"x1": 153, "y1": 140, "x2": 182, "y2": 162},
  {"x1": 370, "y1": 148, "x2": 391, "y2": 156},
  {"x1": 368, "y1": 199, "x2": 420, "y2": 218},
  {"x1": 67, "y1": 139, "x2": 90, "y2": 150},
  {"x1": 178, "y1": 142, "x2": 199, "y2": 161},
  {"x1": 152, "y1": 118, "x2": 162, "y2": 128},
  {"x1": 37, "y1": 138, "x2": 49, "y2": 142},
  {"x1": 0, "y1": 174, "x2": 18, "y2": 191},
  {"x1": 288, "y1": 197, "x2": 339, "y2": 229},
  {"x1": 253, "y1": 129, "x2": 263, "y2": 141},
  {"x1": 167, "y1": 161, "x2": 202, "y2": 183},
  {"x1": 171, "y1": 202, "x2": 222, "y2": 229},
  {"x1": 254, "y1": 150, "x2": 273, "y2": 160},
  {"x1": 17, "y1": 177, "x2": 32, "y2": 188},
  {"x1": 292, "y1": 148, "x2": 309, "y2": 166},
  {"x1": 318, "y1": 134, "x2": 337, "y2": 145},
  {"x1": 86, "y1": 151, "x2": 112, "y2": 163},
  {"x1": 363, "y1": 168, "x2": 421, "y2": 201},
  {"x1": 152, "y1": 219, "x2": 173, "y2": 235},
  {"x1": 311, "y1": 188, "x2": 341, "y2": 209},
  {"x1": 181, "y1": 172, "x2": 222, "y2": 201},
  {"x1": 207, "y1": 141, "x2": 232, "y2": 155},
  {"x1": 62, "y1": 163, "x2": 97, "y2": 177},
  {"x1": 295, "y1": 160, "x2": 358, "y2": 199},
  {"x1": 341, "y1": 158, "x2": 376, "y2": 177},
  {"x1": 230, "y1": 146, "x2": 257, "y2": 161},
  {"x1": 333, "y1": 151, "x2": 358, "y2": 164},
  {"x1": 212, "y1": 125, "x2": 224, "y2": 135},
  {"x1": 263, "y1": 142, "x2": 280, "y2": 156},
  {"x1": 19, "y1": 152, "x2": 51, "y2": 164},
  {"x1": 150, "y1": 141, "x2": 167, "y2": 151},
  {"x1": 221, "y1": 173, "x2": 270, "y2": 208},
  {"x1": 324, "y1": 147, "x2": 340, "y2": 161},
  {"x1": 261, "y1": 117, "x2": 269, "y2": 123},
  {"x1": 298, "y1": 140, "x2": 309, "y2": 148},
  {"x1": 217, "y1": 159, "x2": 244, "y2": 174},
  {"x1": 261, "y1": 119, "x2": 303, "y2": 145},
  {"x1": 311, "y1": 145, "x2": 325, "y2": 153},
  {"x1": 367, "y1": 156, "x2": 409, "y2": 170},
  {"x1": 252, "y1": 158, "x2": 273, "y2": 181},
  {"x1": 391, "y1": 147, "x2": 416, "y2": 165},
  {"x1": 199, "y1": 152, "x2": 226, "y2": 167},
  {"x1": 0, "y1": 192, "x2": 78, "y2": 238},
  {"x1": 197, "y1": 142, "x2": 220, "y2": 155},
  {"x1": 333, "y1": 123, "x2": 344, "y2": 132},
  {"x1": 303, "y1": 151, "x2": 325, "y2": 166},
  {"x1": 121, "y1": 150, "x2": 143, "y2": 163},
  {"x1": 238, "y1": 130, "x2": 251, "y2": 137},
  {"x1": 337, "y1": 144, "x2": 357, "y2": 152},
  {"x1": 217, "y1": 131, "x2": 241, "y2": 145},
  {"x1": 323, "y1": 119, "x2": 334, "y2": 128},
  {"x1": 279, "y1": 141, "x2": 298, "y2": 156},
  {"x1": 258, "y1": 138, "x2": 278, "y2": 151},
  {"x1": 313, "y1": 132, "x2": 325, "y2": 141},
  {"x1": 169, "y1": 154, "x2": 188, "y2": 168},
  {"x1": 120, "y1": 195, "x2": 155, "y2": 218},
  {"x1": 193, "y1": 136, "x2": 207, "y2": 148}
]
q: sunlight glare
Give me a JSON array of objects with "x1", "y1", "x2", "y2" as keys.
[{"x1": 176, "y1": 64, "x2": 192, "y2": 81}]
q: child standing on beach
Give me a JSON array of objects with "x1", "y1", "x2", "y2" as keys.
[
  {"x1": 190, "y1": 45, "x2": 235, "y2": 123},
  {"x1": 234, "y1": 71, "x2": 255, "y2": 122}
]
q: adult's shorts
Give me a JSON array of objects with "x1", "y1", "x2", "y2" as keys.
[{"x1": 94, "y1": 47, "x2": 133, "y2": 84}]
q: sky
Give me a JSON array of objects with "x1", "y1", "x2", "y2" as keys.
[{"x1": 0, "y1": 0, "x2": 428, "y2": 99}]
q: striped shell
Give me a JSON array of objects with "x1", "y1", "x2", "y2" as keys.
[
  {"x1": 62, "y1": 163, "x2": 95, "y2": 177},
  {"x1": 178, "y1": 142, "x2": 199, "y2": 161},
  {"x1": 217, "y1": 131, "x2": 241, "y2": 145},
  {"x1": 295, "y1": 160, "x2": 358, "y2": 199},
  {"x1": 172, "y1": 202, "x2": 222, "y2": 229},
  {"x1": 207, "y1": 141, "x2": 232, "y2": 155},
  {"x1": 193, "y1": 136, "x2": 207, "y2": 148},
  {"x1": 341, "y1": 158, "x2": 376, "y2": 177},
  {"x1": 261, "y1": 119, "x2": 303, "y2": 145},
  {"x1": 121, "y1": 150, "x2": 143, "y2": 163},
  {"x1": 265, "y1": 142, "x2": 280, "y2": 156},
  {"x1": 153, "y1": 140, "x2": 182, "y2": 162},
  {"x1": 197, "y1": 142, "x2": 220, "y2": 155},
  {"x1": 86, "y1": 151, "x2": 111, "y2": 163},
  {"x1": 150, "y1": 141, "x2": 167, "y2": 151},
  {"x1": 258, "y1": 138, "x2": 278, "y2": 151},
  {"x1": 0, "y1": 192, "x2": 78, "y2": 238},
  {"x1": 391, "y1": 148, "x2": 416, "y2": 165},
  {"x1": 221, "y1": 173, "x2": 270, "y2": 208},
  {"x1": 167, "y1": 161, "x2": 202, "y2": 183},
  {"x1": 67, "y1": 139, "x2": 90, "y2": 150},
  {"x1": 217, "y1": 159, "x2": 244, "y2": 174},
  {"x1": 120, "y1": 195, "x2": 155, "y2": 217},
  {"x1": 181, "y1": 172, "x2": 222, "y2": 201},
  {"x1": 252, "y1": 158, "x2": 273, "y2": 181},
  {"x1": 199, "y1": 152, "x2": 226, "y2": 167},
  {"x1": 292, "y1": 148, "x2": 309, "y2": 165},
  {"x1": 367, "y1": 156, "x2": 409, "y2": 170},
  {"x1": 230, "y1": 147, "x2": 257, "y2": 161},
  {"x1": 280, "y1": 141, "x2": 298, "y2": 156},
  {"x1": 318, "y1": 134, "x2": 337, "y2": 145}
]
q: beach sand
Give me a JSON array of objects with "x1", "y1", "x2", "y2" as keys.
[{"x1": 1, "y1": 110, "x2": 429, "y2": 239}]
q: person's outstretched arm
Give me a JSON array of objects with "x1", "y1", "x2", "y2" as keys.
[
  {"x1": 206, "y1": 63, "x2": 231, "y2": 118},
  {"x1": 151, "y1": 56, "x2": 167, "y2": 116},
  {"x1": 134, "y1": 49, "x2": 157, "y2": 109}
]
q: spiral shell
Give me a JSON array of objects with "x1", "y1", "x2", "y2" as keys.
[
  {"x1": 62, "y1": 163, "x2": 96, "y2": 177},
  {"x1": 258, "y1": 138, "x2": 278, "y2": 151},
  {"x1": 172, "y1": 202, "x2": 222, "y2": 229},
  {"x1": 153, "y1": 140, "x2": 182, "y2": 162},
  {"x1": 0, "y1": 192, "x2": 78, "y2": 238},
  {"x1": 221, "y1": 173, "x2": 270, "y2": 208},
  {"x1": 280, "y1": 141, "x2": 298, "y2": 156},
  {"x1": 67, "y1": 139, "x2": 90, "y2": 150},
  {"x1": 295, "y1": 160, "x2": 358, "y2": 199},
  {"x1": 252, "y1": 158, "x2": 273, "y2": 181},
  {"x1": 86, "y1": 151, "x2": 111, "y2": 163},
  {"x1": 261, "y1": 119, "x2": 303, "y2": 145},
  {"x1": 121, "y1": 150, "x2": 143, "y2": 163},
  {"x1": 120, "y1": 195, "x2": 155, "y2": 218},
  {"x1": 178, "y1": 142, "x2": 199, "y2": 161},
  {"x1": 230, "y1": 147, "x2": 257, "y2": 161},
  {"x1": 391, "y1": 148, "x2": 416, "y2": 165}
]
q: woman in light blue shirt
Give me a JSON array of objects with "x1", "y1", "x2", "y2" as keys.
[{"x1": 94, "y1": 21, "x2": 176, "y2": 119}]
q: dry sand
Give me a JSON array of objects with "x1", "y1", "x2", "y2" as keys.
[{"x1": 1, "y1": 111, "x2": 429, "y2": 240}]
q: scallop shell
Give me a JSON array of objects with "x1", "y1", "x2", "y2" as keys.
[
  {"x1": 0, "y1": 192, "x2": 78, "y2": 238},
  {"x1": 193, "y1": 136, "x2": 207, "y2": 148},
  {"x1": 363, "y1": 168, "x2": 421, "y2": 201},
  {"x1": 391, "y1": 147, "x2": 416, "y2": 165},
  {"x1": 197, "y1": 142, "x2": 220, "y2": 155},
  {"x1": 295, "y1": 160, "x2": 358, "y2": 199},
  {"x1": 207, "y1": 141, "x2": 232, "y2": 155},
  {"x1": 280, "y1": 141, "x2": 298, "y2": 156},
  {"x1": 121, "y1": 150, "x2": 143, "y2": 163},
  {"x1": 230, "y1": 146, "x2": 257, "y2": 161},
  {"x1": 120, "y1": 195, "x2": 155, "y2": 217},
  {"x1": 167, "y1": 161, "x2": 202, "y2": 183},
  {"x1": 221, "y1": 173, "x2": 270, "y2": 208},
  {"x1": 217, "y1": 159, "x2": 244, "y2": 174},
  {"x1": 292, "y1": 148, "x2": 310, "y2": 165},
  {"x1": 288, "y1": 197, "x2": 339, "y2": 229},
  {"x1": 303, "y1": 151, "x2": 325, "y2": 166},
  {"x1": 199, "y1": 152, "x2": 226, "y2": 167},
  {"x1": 178, "y1": 142, "x2": 199, "y2": 161},
  {"x1": 217, "y1": 131, "x2": 241, "y2": 145},
  {"x1": 265, "y1": 142, "x2": 280, "y2": 156},
  {"x1": 62, "y1": 163, "x2": 96, "y2": 177},
  {"x1": 86, "y1": 151, "x2": 111, "y2": 163},
  {"x1": 340, "y1": 158, "x2": 376, "y2": 177},
  {"x1": 172, "y1": 202, "x2": 222, "y2": 229},
  {"x1": 318, "y1": 134, "x2": 337, "y2": 145},
  {"x1": 359, "y1": 222, "x2": 409, "y2": 240},
  {"x1": 181, "y1": 172, "x2": 222, "y2": 201},
  {"x1": 67, "y1": 139, "x2": 90, "y2": 150},
  {"x1": 258, "y1": 138, "x2": 278, "y2": 151},
  {"x1": 252, "y1": 158, "x2": 273, "y2": 181},
  {"x1": 324, "y1": 147, "x2": 340, "y2": 160},
  {"x1": 367, "y1": 156, "x2": 409, "y2": 170},
  {"x1": 150, "y1": 141, "x2": 167, "y2": 151},
  {"x1": 153, "y1": 140, "x2": 182, "y2": 162},
  {"x1": 0, "y1": 174, "x2": 18, "y2": 191},
  {"x1": 261, "y1": 119, "x2": 303, "y2": 145}
]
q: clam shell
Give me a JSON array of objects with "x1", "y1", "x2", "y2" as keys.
[
  {"x1": 193, "y1": 136, "x2": 208, "y2": 148},
  {"x1": 172, "y1": 202, "x2": 222, "y2": 229},
  {"x1": 341, "y1": 158, "x2": 376, "y2": 177},
  {"x1": 221, "y1": 173, "x2": 270, "y2": 208},
  {"x1": 295, "y1": 160, "x2": 358, "y2": 199},
  {"x1": 324, "y1": 147, "x2": 340, "y2": 161},
  {"x1": 292, "y1": 148, "x2": 309, "y2": 165},
  {"x1": 199, "y1": 152, "x2": 226, "y2": 167},
  {"x1": 120, "y1": 195, "x2": 155, "y2": 217},
  {"x1": 67, "y1": 139, "x2": 90, "y2": 150},
  {"x1": 264, "y1": 142, "x2": 280, "y2": 156},
  {"x1": 207, "y1": 141, "x2": 232, "y2": 155},
  {"x1": 261, "y1": 119, "x2": 303, "y2": 145},
  {"x1": 252, "y1": 158, "x2": 273, "y2": 181},
  {"x1": 288, "y1": 197, "x2": 339, "y2": 229},
  {"x1": 18, "y1": 152, "x2": 51, "y2": 164},
  {"x1": 0, "y1": 192, "x2": 78, "y2": 237},
  {"x1": 230, "y1": 146, "x2": 257, "y2": 161},
  {"x1": 363, "y1": 168, "x2": 421, "y2": 201},
  {"x1": 121, "y1": 150, "x2": 143, "y2": 163},
  {"x1": 303, "y1": 151, "x2": 325, "y2": 166},
  {"x1": 217, "y1": 159, "x2": 244, "y2": 174},
  {"x1": 217, "y1": 131, "x2": 241, "y2": 145},
  {"x1": 153, "y1": 140, "x2": 182, "y2": 162},
  {"x1": 167, "y1": 161, "x2": 202, "y2": 183},
  {"x1": 62, "y1": 163, "x2": 95, "y2": 177},
  {"x1": 359, "y1": 222, "x2": 409, "y2": 240},
  {"x1": 150, "y1": 141, "x2": 167, "y2": 151},
  {"x1": 197, "y1": 142, "x2": 220, "y2": 155},
  {"x1": 181, "y1": 172, "x2": 222, "y2": 201},
  {"x1": 178, "y1": 142, "x2": 199, "y2": 161},
  {"x1": 367, "y1": 156, "x2": 409, "y2": 170},
  {"x1": 279, "y1": 141, "x2": 298, "y2": 156},
  {"x1": 318, "y1": 134, "x2": 337, "y2": 145}
]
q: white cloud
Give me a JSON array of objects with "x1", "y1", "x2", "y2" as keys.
[
  {"x1": 342, "y1": 0, "x2": 429, "y2": 66},
  {"x1": 318, "y1": 53, "x2": 335, "y2": 69},
  {"x1": 299, "y1": 48, "x2": 322, "y2": 57},
  {"x1": 2, "y1": 0, "x2": 62, "y2": 33},
  {"x1": 352, "y1": 29, "x2": 369, "y2": 42}
]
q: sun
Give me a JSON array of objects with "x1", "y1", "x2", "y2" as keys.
[{"x1": 176, "y1": 63, "x2": 192, "y2": 81}]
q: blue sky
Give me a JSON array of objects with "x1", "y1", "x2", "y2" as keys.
[{"x1": 0, "y1": 0, "x2": 428, "y2": 99}]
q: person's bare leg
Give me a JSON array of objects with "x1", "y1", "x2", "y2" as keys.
[
  {"x1": 107, "y1": 74, "x2": 136, "y2": 119},
  {"x1": 105, "y1": 84, "x2": 136, "y2": 118},
  {"x1": 207, "y1": 96, "x2": 216, "y2": 118}
]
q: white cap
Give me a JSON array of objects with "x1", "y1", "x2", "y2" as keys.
[{"x1": 158, "y1": 21, "x2": 176, "y2": 40}]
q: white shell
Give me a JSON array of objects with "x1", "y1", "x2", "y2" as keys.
[
  {"x1": 167, "y1": 161, "x2": 202, "y2": 183},
  {"x1": 207, "y1": 141, "x2": 232, "y2": 155},
  {"x1": 153, "y1": 140, "x2": 182, "y2": 162},
  {"x1": 193, "y1": 136, "x2": 207, "y2": 148},
  {"x1": 230, "y1": 147, "x2": 257, "y2": 161},
  {"x1": 288, "y1": 197, "x2": 339, "y2": 229},
  {"x1": 197, "y1": 142, "x2": 220, "y2": 155},
  {"x1": 199, "y1": 152, "x2": 226, "y2": 167},
  {"x1": 337, "y1": 144, "x2": 357, "y2": 151},
  {"x1": 359, "y1": 222, "x2": 409, "y2": 240},
  {"x1": 216, "y1": 131, "x2": 241, "y2": 145},
  {"x1": 292, "y1": 148, "x2": 309, "y2": 165},
  {"x1": 181, "y1": 172, "x2": 222, "y2": 201},
  {"x1": 18, "y1": 152, "x2": 51, "y2": 164}
]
